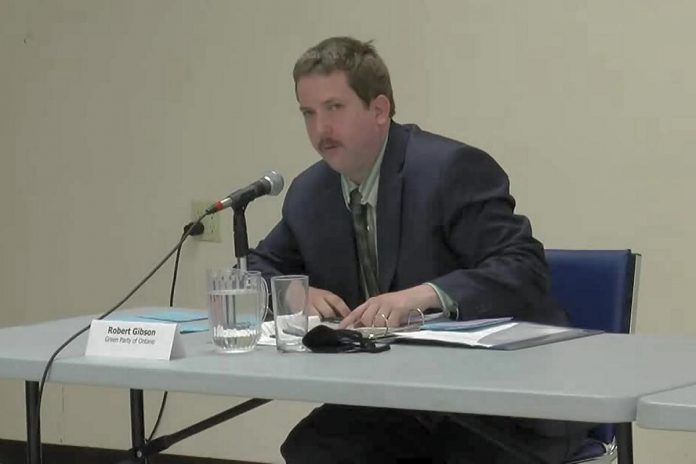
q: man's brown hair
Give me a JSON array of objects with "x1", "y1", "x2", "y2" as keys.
[{"x1": 293, "y1": 37, "x2": 395, "y2": 117}]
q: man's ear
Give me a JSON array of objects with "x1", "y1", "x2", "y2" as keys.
[{"x1": 372, "y1": 95, "x2": 391, "y2": 124}]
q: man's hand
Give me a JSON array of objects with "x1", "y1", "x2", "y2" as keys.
[
  {"x1": 307, "y1": 287, "x2": 351, "y2": 320},
  {"x1": 338, "y1": 285, "x2": 440, "y2": 329}
]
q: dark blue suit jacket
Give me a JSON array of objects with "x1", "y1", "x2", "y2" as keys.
[{"x1": 249, "y1": 122, "x2": 566, "y2": 324}]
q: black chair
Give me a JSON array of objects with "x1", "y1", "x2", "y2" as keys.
[{"x1": 545, "y1": 249, "x2": 641, "y2": 464}]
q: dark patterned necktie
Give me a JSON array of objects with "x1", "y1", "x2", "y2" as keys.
[{"x1": 349, "y1": 188, "x2": 380, "y2": 297}]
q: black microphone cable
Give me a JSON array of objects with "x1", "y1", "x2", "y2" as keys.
[
  {"x1": 146, "y1": 220, "x2": 204, "y2": 443},
  {"x1": 33, "y1": 213, "x2": 209, "y2": 450}
]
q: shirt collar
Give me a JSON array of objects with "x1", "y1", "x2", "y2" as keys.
[{"x1": 341, "y1": 129, "x2": 389, "y2": 208}]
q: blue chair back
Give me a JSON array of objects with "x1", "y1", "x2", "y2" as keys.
[
  {"x1": 545, "y1": 249, "x2": 637, "y2": 334},
  {"x1": 545, "y1": 249, "x2": 639, "y2": 458}
]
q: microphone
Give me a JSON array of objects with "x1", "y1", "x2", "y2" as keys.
[{"x1": 207, "y1": 171, "x2": 284, "y2": 214}]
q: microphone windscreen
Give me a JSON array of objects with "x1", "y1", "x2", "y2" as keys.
[
  {"x1": 302, "y1": 325, "x2": 391, "y2": 354},
  {"x1": 263, "y1": 171, "x2": 284, "y2": 196},
  {"x1": 302, "y1": 325, "x2": 342, "y2": 350}
]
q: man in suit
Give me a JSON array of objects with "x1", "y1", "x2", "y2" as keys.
[{"x1": 248, "y1": 36, "x2": 588, "y2": 463}]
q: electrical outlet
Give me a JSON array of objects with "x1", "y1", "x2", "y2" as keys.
[{"x1": 191, "y1": 200, "x2": 221, "y2": 242}]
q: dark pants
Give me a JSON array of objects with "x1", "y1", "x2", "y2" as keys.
[{"x1": 281, "y1": 405, "x2": 592, "y2": 464}]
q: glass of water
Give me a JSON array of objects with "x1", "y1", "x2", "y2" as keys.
[
  {"x1": 207, "y1": 268, "x2": 268, "y2": 353},
  {"x1": 271, "y1": 275, "x2": 309, "y2": 352}
]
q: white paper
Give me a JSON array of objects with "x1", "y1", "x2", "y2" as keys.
[
  {"x1": 258, "y1": 316, "x2": 321, "y2": 346},
  {"x1": 394, "y1": 322, "x2": 519, "y2": 347}
]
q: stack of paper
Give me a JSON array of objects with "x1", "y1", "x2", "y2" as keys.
[
  {"x1": 395, "y1": 322, "x2": 519, "y2": 348},
  {"x1": 106, "y1": 307, "x2": 209, "y2": 334}
]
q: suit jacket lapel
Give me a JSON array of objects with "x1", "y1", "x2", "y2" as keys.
[{"x1": 377, "y1": 122, "x2": 407, "y2": 293}]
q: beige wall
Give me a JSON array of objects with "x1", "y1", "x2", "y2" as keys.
[{"x1": 2, "y1": 0, "x2": 696, "y2": 462}]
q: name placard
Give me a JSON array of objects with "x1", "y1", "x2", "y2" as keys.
[{"x1": 85, "y1": 320, "x2": 185, "y2": 360}]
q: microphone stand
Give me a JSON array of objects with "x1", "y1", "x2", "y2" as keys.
[
  {"x1": 233, "y1": 206, "x2": 249, "y2": 271},
  {"x1": 232, "y1": 205, "x2": 250, "y2": 329},
  {"x1": 117, "y1": 204, "x2": 271, "y2": 464}
]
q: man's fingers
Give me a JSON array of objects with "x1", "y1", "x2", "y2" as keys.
[
  {"x1": 372, "y1": 310, "x2": 391, "y2": 327},
  {"x1": 360, "y1": 303, "x2": 382, "y2": 327},
  {"x1": 307, "y1": 292, "x2": 333, "y2": 319},
  {"x1": 387, "y1": 311, "x2": 400, "y2": 328},
  {"x1": 308, "y1": 287, "x2": 351, "y2": 319},
  {"x1": 314, "y1": 298, "x2": 340, "y2": 319},
  {"x1": 305, "y1": 304, "x2": 322, "y2": 317},
  {"x1": 338, "y1": 306, "x2": 364, "y2": 329},
  {"x1": 307, "y1": 287, "x2": 348, "y2": 319},
  {"x1": 326, "y1": 294, "x2": 351, "y2": 317}
]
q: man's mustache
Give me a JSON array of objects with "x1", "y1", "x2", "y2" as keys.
[{"x1": 319, "y1": 138, "x2": 342, "y2": 150}]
